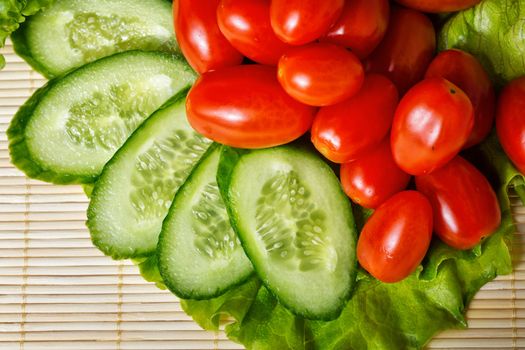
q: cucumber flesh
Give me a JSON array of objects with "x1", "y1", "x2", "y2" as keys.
[
  {"x1": 8, "y1": 50, "x2": 196, "y2": 184},
  {"x1": 12, "y1": 0, "x2": 178, "y2": 77},
  {"x1": 158, "y1": 146, "x2": 253, "y2": 299},
  {"x1": 222, "y1": 145, "x2": 357, "y2": 320},
  {"x1": 87, "y1": 93, "x2": 212, "y2": 259}
]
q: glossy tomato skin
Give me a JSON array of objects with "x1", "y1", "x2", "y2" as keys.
[
  {"x1": 277, "y1": 43, "x2": 364, "y2": 107},
  {"x1": 391, "y1": 77, "x2": 474, "y2": 175},
  {"x1": 415, "y1": 156, "x2": 501, "y2": 250},
  {"x1": 496, "y1": 77, "x2": 525, "y2": 174},
  {"x1": 321, "y1": 0, "x2": 390, "y2": 59},
  {"x1": 340, "y1": 139, "x2": 411, "y2": 209},
  {"x1": 364, "y1": 7, "x2": 436, "y2": 94},
  {"x1": 186, "y1": 65, "x2": 316, "y2": 149},
  {"x1": 311, "y1": 74, "x2": 398, "y2": 163},
  {"x1": 357, "y1": 191, "x2": 433, "y2": 283},
  {"x1": 217, "y1": 0, "x2": 292, "y2": 65},
  {"x1": 270, "y1": 0, "x2": 344, "y2": 45},
  {"x1": 425, "y1": 49, "x2": 495, "y2": 148},
  {"x1": 395, "y1": 0, "x2": 481, "y2": 13},
  {"x1": 174, "y1": 0, "x2": 243, "y2": 74}
]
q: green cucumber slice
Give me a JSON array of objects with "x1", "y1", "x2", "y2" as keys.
[
  {"x1": 221, "y1": 145, "x2": 357, "y2": 320},
  {"x1": 87, "y1": 93, "x2": 212, "y2": 259},
  {"x1": 8, "y1": 50, "x2": 196, "y2": 184},
  {"x1": 158, "y1": 145, "x2": 253, "y2": 299},
  {"x1": 12, "y1": 0, "x2": 178, "y2": 77}
]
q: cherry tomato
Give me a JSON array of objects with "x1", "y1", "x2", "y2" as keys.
[
  {"x1": 391, "y1": 77, "x2": 474, "y2": 175},
  {"x1": 311, "y1": 74, "x2": 398, "y2": 163},
  {"x1": 217, "y1": 0, "x2": 292, "y2": 65},
  {"x1": 395, "y1": 0, "x2": 481, "y2": 13},
  {"x1": 174, "y1": 0, "x2": 243, "y2": 74},
  {"x1": 496, "y1": 77, "x2": 525, "y2": 175},
  {"x1": 270, "y1": 0, "x2": 344, "y2": 45},
  {"x1": 364, "y1": 7, "x2": 436, "y2": 94},
  {"x1": 340, "y1": 139, "x2": 411, "y2": 209},
  {"x1": 186, "y1": 65, "x2": 316, "y2": 148},
  {"x1": 277, "y1": 43, "x2": 364, "y2": 107},
  {"x1": 415, "y1": 156, "x2": 501, "y2": 250},
  {"x1": 357, "y1": 191, "x2": 433, "y2": 283},
  {"x1": 425, "y1": 49, "x2": 495, "y2": 148},
  {"x1": 321, "y1": 0, "x2": 389, "y2": 59}
]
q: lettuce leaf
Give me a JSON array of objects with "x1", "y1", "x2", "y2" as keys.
[
  {"x1": 439, "y1": 0, "x2": 525, "y2": 86},
  {"x1": 131, "y1": 254, "x2": 167, "y2": 290},
  {"x1": 181, "y1": 277, "x2": 260, "y2": 331},
  {"x1": 178, "y1": 134, "x2": 521, "y2": 350},
  {"x1": 0, "y1": 0, "x2": 54, "y2": 69}
]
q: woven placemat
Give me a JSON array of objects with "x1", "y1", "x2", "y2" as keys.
[{"x1": 0, "y1": 41, "x2": 523, "y2": 350}]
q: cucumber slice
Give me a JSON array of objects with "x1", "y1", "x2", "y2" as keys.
[
  {"x1": 221, "y1": 145, "x2": 357, "y2": 320},
  {"x1": 158, "y1": 145, "x2": 253, "y2": 299},
  {"x1": 12, "y1": 0, "x2": 177, "y2": 77},
  {"x1": 87, "y1": 93, "x2": 212, "y2": 259},
  {"x1": 8, "y1": 50, "x2": 196, "y2": 184}
]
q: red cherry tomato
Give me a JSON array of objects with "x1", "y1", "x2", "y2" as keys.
[
  {"x1": 357, "y1": 191, "x2": 433, "y2": 283},
  {"x1": 425, "y1": 49, "x2": 495, "y2": 148},
  {"x1": 496, "y1": 77, "x2": 525, "y2": 175},
  {"x1": 186, "y1": 65, "x2": 316, "y2": 148},
  {"x1": 415, "y1": 156, "x2": 501, "y2": 250},
  {"x1": 364, "y1": 7, "x2": 436, "y2": 94},
  {"x1": 395, "y1": 0, "x2": 481, "y2": 13},
  {"x1": 311, "y1": 74, "x2": 398, "y2": 163},
  {"x1": 270, "y1": 0, "x2": 344, "y2": 45},
  {"x1": 340, "y1": 139, "x2": 411, "y2": 209},
  {"x1": 277, "y1": 43, "x2": 364, "y2": 107},
  {"x1": 321, "y1": 0, "x2": 390, "y2": 59},
  {"x1": 174, "y1": 0, "x2": 243, "y2": 74},
  {"x1": 391, "y1": 77, "x2": 474, "y2": 175},
  {"x1": 217, "y1": 0, "x2": 292, "y2": 65}
]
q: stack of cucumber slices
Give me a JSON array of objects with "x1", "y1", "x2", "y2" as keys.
[{"x1": 7, "y1": 0, "x2": 358, "y2": 322}]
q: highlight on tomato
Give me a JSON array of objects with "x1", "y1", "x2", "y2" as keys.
[
  {"x1": 277, "y1": 43, "x2": 364, "y2": 107},
  {"x1": 321, "y1": 0, "x2": 390, "y2": 59},
  {"x1": 364, "y1": 6, "x2": 436, "y2": 94},
  {"x1": 340, "y1": 139, "x2": 411, "y2": 209},
  {"x1": 357, "y1": 190, "x2": 433, "y2": 283},
  {"x1": 415, "y1": 156, "x2": 501, "y2": 250},
  {"x1": 270, "y1": 0, "x2": 344, "y2": 45},
  {"x1": 174, "y1": 0, "x2": 243, "y2": 74},
  {"x1": 186, "y1": 65, "x2": 317, "y2": 149},
  {"x1": 391, "y1": 77, "x2": 474, "y2": 175},
  {"x1": 217, "y1": 0, "x2": 292, "y2": 65},
  {"x1": 496, "y1": 76, "x2": 525, "y2": 175},
  {"x1": 311, "y1": 74, "x2": 398, "y2": 163},
  {"x1": 425, "y1": 49, "x2": 495, "y2": 148}
]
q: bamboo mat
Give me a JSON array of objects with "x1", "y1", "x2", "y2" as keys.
[{"x1": 0, "y1": 40, "x2": 524, "y2": 350}]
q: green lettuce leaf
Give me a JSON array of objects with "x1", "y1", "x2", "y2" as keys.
[
  {"x1": 0, "y1": 0, "x2": 54, "y2": 69},
  {"x1": 180, "y1": 134, "x2": 520, "y2": 350},
  {"x1": 21, "y1": 0, "x2": 54, "y2": 16},
  {"x1": 131, "y1": 254, "x2": 167, "y2": 290},
  {"x1": 181, "y1": 277, "x2": 260, "y2": 331},
  {"x1": 439, "y1": 0, "x2": 525, "y2": 86},
  {"x1": 82, "y1": 183, "x2": 94, "y2": 198},
  {"x1": 227, "y1": 286, "x2": 314, "y2": 350}
]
